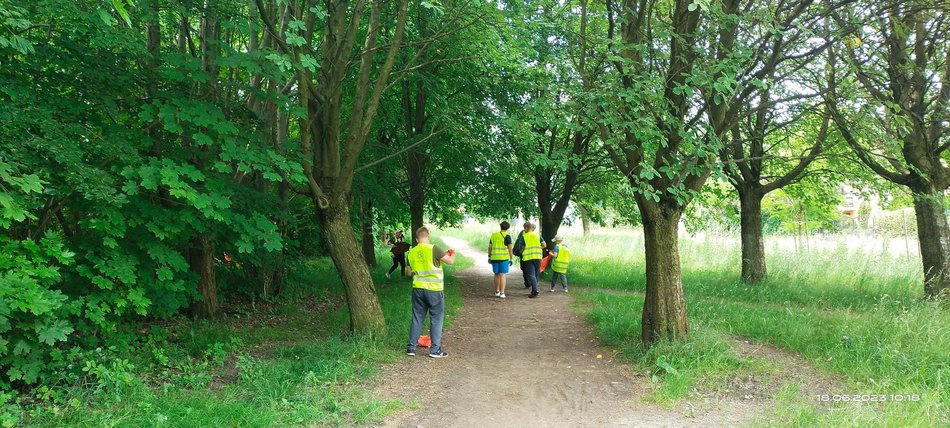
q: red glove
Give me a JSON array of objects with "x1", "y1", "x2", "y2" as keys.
[{"x1": 446, "y1": 249, "x2": 456, "y2": 256}]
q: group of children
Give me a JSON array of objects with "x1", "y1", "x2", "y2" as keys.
[
  {"x1": 488, "y1": 221, "x2": 571, "y2": 299},
  {"x1": 393, "y1": 222, "x2": 572, "y2": 359}
]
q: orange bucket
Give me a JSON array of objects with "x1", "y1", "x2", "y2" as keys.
[{"x1": 418, "y1": 335, "x2": 431, "y2": 348}]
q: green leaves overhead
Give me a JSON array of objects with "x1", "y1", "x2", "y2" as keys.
[{"x1": 0, "y1": 0, "x2": 302, "y2": 391}]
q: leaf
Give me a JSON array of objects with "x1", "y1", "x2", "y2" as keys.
[
  {"x1": 35, "y1": 319, "x2": 73, "y2": 345},
  {"x1": 97, "y1": 8, "x2": 113, "y2": 26},
  {"x1": 300, "y1": 54, "x2": 319, "y2": 72}
]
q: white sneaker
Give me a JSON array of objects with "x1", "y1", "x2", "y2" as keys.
[
  {"x1": 499, "y1": 293, "x2": 506, "y2": 298},
  {"x1": 494, "y1": 291, "x2": 501, "y2": 297}
]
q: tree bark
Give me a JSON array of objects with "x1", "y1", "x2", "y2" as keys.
[
  {"x1": 189, "y1": 234, "x2": 219, "y2": 318},
  {"x1": 361, "y1": 199, "x2": 377, "y2": 267},
  {"x1": 407, "y1": 149, "x2": 426, "y2": 244},
  {"x1": 318, "y1": 196, "x2": 385, "y2": 332},
  {"x1": 535, "y1": 173, "x2": 574, "y2": 244},
  {"x1": 912, "y1": 188, "x2": 950, "y2": 298},
  {"x1": 582, "y1": 215, "x2": 591, "y2": 237},
  {"x1": 738, "y1": 189, "x2": 767, "y2": 283},
  {"x1": 638, "y1": 201, "x2": 688, "y2": 344},
  {"x1": 538, "y1": 207, "x2": 557, "y2": 245}
]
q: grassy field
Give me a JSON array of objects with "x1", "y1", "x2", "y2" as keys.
[
  {"x1": 443, "y1": 224, "x2": 948, "y2": 427},
  {"x1": 15, "y1": 239, "x2": 470, "y2": 427}
]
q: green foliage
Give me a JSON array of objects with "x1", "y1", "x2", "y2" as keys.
[
  {"x1": 762, "y1": 183, "x2": 843, "y2": 234},
  {"x1": 5, "y1": 250, "x2": 465, "y2": 426},
  {"x1": 0, "y1": 0, "x2": 300, "y2": 393}
]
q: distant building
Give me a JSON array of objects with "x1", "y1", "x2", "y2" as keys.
[
  {"x1": 838, "y1": 185, "x2": 862, "y2": 218},
  {"x1": 837, "y1": 185, "x2": 883, "y2": 227}
]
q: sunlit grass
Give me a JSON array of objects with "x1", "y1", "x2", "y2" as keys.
[{"x1": 445, "y1": 222, "x2": 947, "y2": 426}]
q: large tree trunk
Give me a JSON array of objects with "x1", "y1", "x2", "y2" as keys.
[
  {"x1": 535, "y1": 173, "x2": 574, "y2": 244},
  {"x1": 318, "y1": 196, "x2": 385, "y2": 332},
  {"x1": 189, "y1": 234, "x2": 219, "y2": 318},
  {"x1": 582, "y1": 215, "x2": 591, "y2": 237},
  {"x1": 638, "y1": 201, "x2": 688, "y2": 345},
  {"x1": 361, "y1": 199, "x2": 377, "y2": 267},
  {"x1": 912, "y1": 188, "x2": 950, "y2": 298},
  {"x1": 738, "y1": 189, "x2": 767, "y2": 283},
  {"x1": 538, "y1": 207, "x2": 559, "y2": 245},
  {"x1": 407, "y1": 149, "x2": 426, "y2": 244}
]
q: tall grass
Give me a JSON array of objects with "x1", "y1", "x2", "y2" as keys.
[{"x1": 444, "y1": 223, "x2": 947, "y2": 426}]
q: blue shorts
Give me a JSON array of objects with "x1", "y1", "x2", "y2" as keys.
[{"x1": 490, "y1": 260, "x2": 510, "y2": 274}]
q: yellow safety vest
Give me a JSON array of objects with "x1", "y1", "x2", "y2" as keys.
[
  {"x1": 552, "y1": 244, "x2": 571, "y2": 273},
  {"x1": 489, "y1": 231, "x2": 510, "y2": 261},
  {"x1": 408, "y1": 243, "x2": 444, "y2": 291},
  {"x1": 522, "y1": 232, "x2": 543, "y2": 261}
]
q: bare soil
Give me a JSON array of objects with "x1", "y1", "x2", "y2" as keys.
[{"x1": 372, "y1": 237, "x2": 835, "y2": 427}]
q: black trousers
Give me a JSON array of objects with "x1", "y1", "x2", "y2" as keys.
[{"x1": 388, "y1": 253, "x2": 406, "y2": 276}]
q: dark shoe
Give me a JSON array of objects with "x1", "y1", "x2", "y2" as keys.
[
  {"x1": 529, "y1": 293, "x2": 538, "y2": 298},
  {"x1": 406, "y1": 350, "x2": 416, "y2": 356},
  {"x1": 429, "y1": 351, "x2": 448, "y2": 358}
]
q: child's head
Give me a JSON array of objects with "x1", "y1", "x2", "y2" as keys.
[
  {"x1": 554, "y1": 235, "x2": 563, "y2": 243},
  {"x1": 500, "y1": 221, "x2": 510, "y2": 231}
]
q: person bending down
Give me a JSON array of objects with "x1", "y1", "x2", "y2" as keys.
[
  {"x1": 549, "y1": 235, "x2": 571, "y2": 293},
  {"x1": 386, "y1": 229, "x2": 409, "y2": 279}
]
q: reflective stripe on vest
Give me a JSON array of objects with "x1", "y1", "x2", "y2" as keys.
[
  {"x1": 552, "y1": 244, "x2": 571, "y2": 273},
  {"x1": 408, "y1": 243, "x2": 444, "y2": 291},
  {"x1": 489, "y1": 231, "x2": 510, "y2": 261},
  {"x1": 522, "y1": 232, "x2": 542, "y2": 261}
]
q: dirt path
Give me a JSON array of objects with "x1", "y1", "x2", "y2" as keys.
[{"x1": 373, "y1": 237, "x2": 767, "y2": 427}]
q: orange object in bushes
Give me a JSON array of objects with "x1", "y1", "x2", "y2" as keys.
[{"x1": 418, "y1": 335, "x2": 431, "y2": 348}]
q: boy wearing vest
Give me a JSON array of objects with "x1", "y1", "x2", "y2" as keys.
[
  {"x1": 549, "y1": 236, "x2": 570, "y2": 292},
  {"x1": 520, "y1": 222, "x2": 546, "y2": 298},
  {"x1": 406, "y1": 227, "x2": 456, "y2": 358},
  {"x1": 488, "y1": 221, "x2": 514, "y2": 298}
]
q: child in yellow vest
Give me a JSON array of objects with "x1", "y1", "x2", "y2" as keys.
[{"x1": 549, "y1": 236, "x2": 570, "y2": 292}]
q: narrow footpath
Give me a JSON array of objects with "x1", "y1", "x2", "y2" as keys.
[{"x1": 373, "y1": 236, "x2": 757, "y2": 427}]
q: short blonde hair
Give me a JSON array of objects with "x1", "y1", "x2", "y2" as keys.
[{"x1": 416, "y1": 226, "x2": 430, "y2": 239}]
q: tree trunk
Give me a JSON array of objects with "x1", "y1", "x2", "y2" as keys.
[
  {"x1": 582, "y1": 215, "x2": 591, "y2": 237},
  {"x1": 538, "y1": 207, "x2": 560, "y2": 245},
  {"x1": 408, "y1": 149, "x2": 426, "y2": 244},
  {"x1": 638, "y1": 201, "x2": 688, "y2": 345},
  {"x1": 361, "y1": 199, "x2": 377, "y2": 267},
  {"x1": 534, "y1": 174, "x2": 573, "y2": 244},
  {"x1": 739, "y1": 190, "x2": 767, "y2": 283},
  {"x1": 189, "y1": 234, "x2": 219, "y2": 318},
  {"x1": 912, "y1": 189, "x2": 950, "y2": 298},
  {"x1": 318, "y1": 196, "x2": 385, "y2": 332}
]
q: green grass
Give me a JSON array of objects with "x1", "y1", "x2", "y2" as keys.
[
  {"x1": 17, "y1": 244, "x2": 468, "y2": 427},
  {"x1": 445, "y1": 223, "x2": 948, "y2": 427}
]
